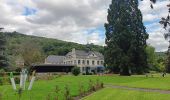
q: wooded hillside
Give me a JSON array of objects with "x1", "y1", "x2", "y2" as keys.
[{"x1": 3, "y1": 32, "x2": 104, "y2": 69}]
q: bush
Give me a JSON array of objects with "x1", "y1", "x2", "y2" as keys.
[
  {"x1": 0, "y1": 72, "x2": 20, "y2": 77},
  {"x1": 0, "y1": 92, "x2": 2, "y2": 100},
  {"x1": 0, "y1": 77, "x2": 10, "y2": 85},
  {"x1": 0, "y1": 69, "x2": 5, "y2": 73},
  {"x1": 72, "y1": 67, "x2": 80, "y2": 76},
  {"x1": 14, "y1": 76, "x2": 20, "y2": 84},
  {"x1": 0, "y1": 78, "x2": 3, "y2": 85},
  {"x1": 64, "y1": 85, "x2": 72, "y2": 100}
]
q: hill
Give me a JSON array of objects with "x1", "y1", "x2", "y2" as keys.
[
  {"x1": 155, "y1": 52, "x2": 166, "y2": 58},
  {"x1": 3, "y1": 32, "x2": 104, "y2": 68}
]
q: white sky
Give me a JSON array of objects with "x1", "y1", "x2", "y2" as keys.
[{"x1": 0, "y1": 0, "x2": 169, "y2": 51}]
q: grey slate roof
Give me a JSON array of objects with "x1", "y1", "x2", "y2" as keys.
[
  {"x1": 46, "y1": 55, "x2": 64, "y2": 64},
  {"x1": 66, "y1": 50, "x2": 104, "y2": 60}
]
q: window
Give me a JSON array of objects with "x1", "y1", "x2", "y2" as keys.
[
  {"x1": 101, "y1": 61, "x2": 104, "y2": 65},
  {"x1": 97, "y1": 61, "x2": 100, "y2": 65},
  {"x1": 78, "y1": 60, "x2": 81, "y2": 65},
  {"x1": 87, "y1": 60, "x2": 89, "y2": 65},
  {"x1": 92, "y1": 60, "x2": 95, "y2": 65},
  {"x1": 82, "y1": 60, "x2": 85, "y2": 64},
  {"x1": 74, "y1": 60, "x2": 76, "y2": 64}
]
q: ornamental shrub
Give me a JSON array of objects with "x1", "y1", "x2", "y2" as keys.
[{"x1": 72, "y1": 67, "x2": 80, "y2": 76}]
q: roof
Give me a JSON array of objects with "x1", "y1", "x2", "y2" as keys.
[
  {"x1": 31, "y1": 64, "x2": 75, "y2": 73},
  {"x1": 45, "y1": 55, "x2": 64, "y2": 64},
  {"x1": 66, "y1": 50, "x2": 104, "y2": 60}
]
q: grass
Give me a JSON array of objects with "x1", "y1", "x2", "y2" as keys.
[
  {"x1": 0, "y1": 75, "x2": 101, "y2": 100},
  {"x1": 0, "y1": 74, "x2": 170, "y2": 99},
  {"x1": 82, "y1": 88, "x2": 170, "y2": 100}
]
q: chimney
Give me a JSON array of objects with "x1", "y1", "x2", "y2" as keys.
[{"x1": 72, "y1": 48, "x2": 76, "y2": 58}]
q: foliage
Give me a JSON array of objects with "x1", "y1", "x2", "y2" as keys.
[
  {"x1": 20, "y1": 41, "x2": 45, "y2": 67},
  {"x1": 146, "y1": 46, "x2": 158, "y2": 71},
  {"x1": 2, "y1": 32, "x2": 104, "y2": 70},
  {"x1": 64, "y1": 85, "x2": 72, "y2": 100},
  {"x1": 0, "y1": 69, "x2": 5, "y2": 73},
  {"x1": 0, "y1": 30, "x2": 8, "y2": 69},
  {"x1": 17, "y1": 88, "x2": 23, "y2": 100},
  {"x1": 105, "y1": 0, "x2": 148, "y2": 75},
  {"x1": 158, "y1": 0, "x2": 170, "y2": 73},
  {"x1": 165, "y1": 54, "x2": 170, "y2": 73},
  {"x1": 71, "y1": 67, "x2": 80, "y2": 76},
  {"x1": 78, "y1": 82, "x2": 85, "y2": 97},
  {"x1": 14, "y1": 76, "x2": 20, "y2": 84},
  {"x1": 0, "y1": 92, "x2": 2, "y2": 100}
]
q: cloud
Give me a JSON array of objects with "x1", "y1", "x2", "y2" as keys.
[
  {"x1": 0, "y1": 0, "x2": 169, "y2": 51},
  {"x1": 139, "y1": 0, "x2": 169, "y2": 51},
  {"x1": 0, "y1": 0, "x2": 110, "y2": 46},
  {"x1": 148, "y1": 31, "x2": 168, "y2": 52}
]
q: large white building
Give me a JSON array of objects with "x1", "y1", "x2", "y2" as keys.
[{"x1": 45, "y1": 48, "x2": 104, "y2": 74}]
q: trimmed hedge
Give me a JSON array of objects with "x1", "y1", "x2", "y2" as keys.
[
  {"x1": 0, "y1": 72, "x2": 20, "y2": 77},
  {"x1": 0, "y1": 76, "x2": 20, "y2": 85}
]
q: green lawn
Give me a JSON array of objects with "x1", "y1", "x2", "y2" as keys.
[
  {"x1": 82, "y1": 88, "x2": 170, "y2": 100},
  {"x1": 0, "y1": 74, "x2": 170, "y2": 100}
]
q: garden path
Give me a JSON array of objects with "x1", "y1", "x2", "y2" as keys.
[{"x1": 105, "y1": 84, "x2": 170, "y2": 94}]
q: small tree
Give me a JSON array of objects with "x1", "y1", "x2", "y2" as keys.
[
  {"x1": 20, "y1": 41, "x2": 45, "y2": 67},
  {"x1": 71, "y1": 67, "x2": 80, "y2": 76}
]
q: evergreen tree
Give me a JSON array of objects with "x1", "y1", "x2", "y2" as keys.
[
  {"x1": 104, "y1": 0, "x2": 148, "y2": 75},
  {"x1": 0, "y1": 28, "x2": 8, "y2": 69}
]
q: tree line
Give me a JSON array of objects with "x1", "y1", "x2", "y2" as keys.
[{"x1": 0, "y1": 31, "x2": 104, "y2": 71}]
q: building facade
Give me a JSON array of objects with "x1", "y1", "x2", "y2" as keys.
[{"x1": 45, "y1": 48, "x2": 104, "y2": 74}]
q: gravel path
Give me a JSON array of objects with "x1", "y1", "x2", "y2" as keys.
[{"x1": 105, "y1": 84, "x2": 170, "y2": 94}]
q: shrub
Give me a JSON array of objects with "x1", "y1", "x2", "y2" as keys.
[
  {"x1": 0, "y1": 76, "x2": 10, "y2": 85},
  {"x1": 82, "y1": 73, "x2": 86, "y2": 75},
  {"x1": 0, "y1": 69, "x2": 5, "y2": 73},
  {"x1": 71, "y1": 67, "x2": 80, "y2": 76},
  {"x1": 0, "y1": 78, "x2": 3, "y2": 85},
  {"x1": 86, "y1": 71, "x2": 93, "y2": 75},
  {"x1": 78, "y1": 82, "x2": 85, "y2": 97},
  {"x1": 88, "y1": 79, "x2": 93, "y2": 92},
  {"x1": 64, "y1": 85, "x2": 72, "y2": 100},
  {"x1": 100, "y1": 82, "x2": 104, "y2": 88},
  {"x1": 0, "y1": 92, "x2": 2, "y2": 100},
  {"x1": 46, "y1": 93, "x2": 51, "y2": 100},
  {"x1": 17, "y1": 88, "x2": 23, "y2": 100},
  {"x1": 54, "y1": 85, "x2": 60, "y2": 100},
  {"x1": 15, "y1": 76, "x2": 20, "y2": 84}
]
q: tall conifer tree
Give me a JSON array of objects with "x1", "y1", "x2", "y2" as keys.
[{"x1": 104, "y1": 0, "x2": 148, "y2": 75}]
